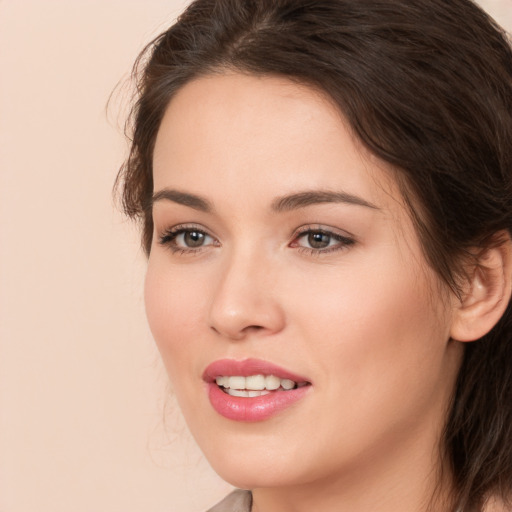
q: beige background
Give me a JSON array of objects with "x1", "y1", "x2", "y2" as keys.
[{"x1": 0, "y1": 1, "x2": 510, "y2": 511}]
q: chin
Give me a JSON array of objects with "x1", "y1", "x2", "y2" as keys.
[
  {"x1": 195, "y1": 430, "x2": 324, "y2": 491},
  {"x1": 209, "y1": 461, "x2": 296, "y2": 490}
]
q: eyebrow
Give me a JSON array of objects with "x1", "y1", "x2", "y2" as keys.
[
  {"x1": 151, "y1": 189, "x2": 213, "y2": 213},
  {"x1": 150, "y1": 188, "x2": 378, "y2": 213},
  {"x1": 271, "y1": 190, "x2": 379, "y2": 212}
]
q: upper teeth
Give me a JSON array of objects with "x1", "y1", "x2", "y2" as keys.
[{"x1": 215, "y1": 374, "x2": 297, "y2": 391}]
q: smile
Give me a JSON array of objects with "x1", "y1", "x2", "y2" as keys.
[
  {"x1": 215, "y1": 374, "x2": 304, "y2": 396},
  {"x1": 204, "y1": 359, "x2": 312, "y2": 421}
]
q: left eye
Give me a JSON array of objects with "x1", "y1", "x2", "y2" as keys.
[
  {"x1": 300, "y1": 231, "x2": 334, "y2": 249},
  {"x1": 292, "y1": 229, "x2": 354, "y2": 252}
]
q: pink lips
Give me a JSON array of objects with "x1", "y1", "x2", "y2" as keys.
[{"x1": 203, "y1": 358, "x2": 311, "y2": 422}]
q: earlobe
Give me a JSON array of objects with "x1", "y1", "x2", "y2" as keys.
[{"x1": 450, "y1": 232, "x2": 512, "y2": 342}]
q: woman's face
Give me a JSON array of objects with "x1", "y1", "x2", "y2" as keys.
[{"x1": 146, "y1": 73, "x2": 463, "y2": 490}]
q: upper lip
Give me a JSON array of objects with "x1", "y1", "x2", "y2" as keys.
[{"x1": 203, "y1": 358, "x2": 311, "y2": 384}]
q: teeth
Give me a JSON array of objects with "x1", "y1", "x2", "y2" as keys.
[
  {"x1": 247, "y1": 390, "x2": 270, "y2": 397},
  {"x1": 229, "y1": 376, "x2": 245, "y2": 389},
  {"x1": 265, "y1": 375, "x2": 281, "y2": 390},
  {"x1": 216, "y1": 376, "x2": 229, "y2": 388},
  {"x1": 226, "y1": 389, "x2": 272, "y2": 397},
  {"x1": 246, "y1": 374, "x2": 266, "y2": 390},
  {"x1": 281, "y1": 379, "x2": 295, "y2": 390},
  {"x1": 215, "y1": 374, "x2": 298, "y2": 392}
]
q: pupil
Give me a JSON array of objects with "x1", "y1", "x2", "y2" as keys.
[
  {"x1": 184, "y1": 231, "x2": 204, "y2": 247},
  {"x1": 308, "y1": 232, "x2": 330, "y2": 249}
]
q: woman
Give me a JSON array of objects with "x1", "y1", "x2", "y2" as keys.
[{"x1": 117, "y1": 0, "x2": 512, "y2": 511}]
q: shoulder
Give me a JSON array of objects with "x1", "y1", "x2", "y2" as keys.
[{"x1": 206, "y1": 489, "x2": 252, "y2": 512}]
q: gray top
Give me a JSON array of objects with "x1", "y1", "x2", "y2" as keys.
[{"x1": 206, "y1": 490, "x2": 252, "y2": 512}]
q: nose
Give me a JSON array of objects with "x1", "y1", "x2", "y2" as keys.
[{"x1": 208, "y1": 251, "x2": 286, "y2": 341}]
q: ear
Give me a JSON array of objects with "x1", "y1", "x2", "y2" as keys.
[{"x1": 450, "y1": 232, "x2": 512, "y2": 342}]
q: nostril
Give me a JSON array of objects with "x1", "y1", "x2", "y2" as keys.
[
  {"x1": 240, "y1": 325, "x2": 266, "y2": 337},
  {"x1": 210, "y1": 323, "x2": 265, "y2": 340}
]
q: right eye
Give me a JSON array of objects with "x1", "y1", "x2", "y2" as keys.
[{"x1": 159, "y1": 225, "x2": 217, "y2": 253}]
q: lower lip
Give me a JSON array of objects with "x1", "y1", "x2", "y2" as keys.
[{"x1": 207, "y1": 382, "x2": 311, "y2": 422}]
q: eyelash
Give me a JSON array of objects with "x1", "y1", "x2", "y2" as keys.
[
  {"x1": 291, "y1": 226, "x2": 355, "y2": 256},
  {"x1": 158, "y1": 224, "x2": 355, "y2": 256},
  {"x1": 158, "y1": 224, "x2": 215, "y2": 255}
]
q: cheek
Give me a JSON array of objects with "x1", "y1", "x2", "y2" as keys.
[
  {"x1": 289, "y1": 258, "x2": 451, "y2": 408},
  {"x1": 144, "y1": 260, "x2": 206, "y2": 373},
  {"x1": 273, "y1": 266, "x2": 455, "y2": 478}
]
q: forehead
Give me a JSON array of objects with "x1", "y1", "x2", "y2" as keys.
[{"x1": 152, "y1": 72, "x2": 401, "y2": 212}]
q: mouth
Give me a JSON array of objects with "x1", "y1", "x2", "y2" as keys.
[
  {"x1": 203, "y1": 359, "x2": 312, "y2": 422},
  {"x1": 215, "y1": 374, "x2": 309, "y2": 397}
]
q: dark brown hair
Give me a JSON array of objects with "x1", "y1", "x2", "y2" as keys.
[{"x1": 117, "y1": 0, "x2": 512, "y2": 509}]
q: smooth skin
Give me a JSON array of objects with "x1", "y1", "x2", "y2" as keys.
[{"x1": 145, "y1": 73, "x2": 511, "y2": 512}]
